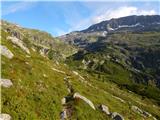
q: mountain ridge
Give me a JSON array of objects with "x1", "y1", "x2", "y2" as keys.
[{"x1": 82, "y1": 15, "x2": 160, "y2": 33}]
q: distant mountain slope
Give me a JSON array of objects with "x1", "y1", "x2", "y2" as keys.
[
  {"x1": 59, "y1": 15, "x2": 160, "y2": 48},
  {"x1": 82, "y1": 15, "x2": 160, "y2": 33},
  {"x1": 59, "y1": 15, "x2": 160, "y2": 102}
]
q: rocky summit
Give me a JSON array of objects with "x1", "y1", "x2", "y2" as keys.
[{"x1": 1, "y1": 14, "x2": 160, "y2": 120}]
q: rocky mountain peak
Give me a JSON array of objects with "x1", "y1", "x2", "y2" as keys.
[{"x1": 82, "y1": 15, "x2": 160, "y2": 33}]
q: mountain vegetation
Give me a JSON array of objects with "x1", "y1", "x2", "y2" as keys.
[{"x1": 1, "y1": 15, "x2": 160, "y2": 120}]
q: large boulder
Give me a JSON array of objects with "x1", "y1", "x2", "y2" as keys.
[
  {"x1": 0, "y1": 45, "x2": 14, "y2": 59},
  {"x1": 73, "y1": 92, "x2": 95, "y2": 110},
  {"x1": 100, "y1": 104, "x2": 110, "y2": 115},
  {"x1": 0, "y1": 113, "x2": 12, "y2": 120},
  {"x1": 7, "y1": 36, "x2": 30, "y2": 54},
  {"x1": 1, "y1": 79, "x2": 13, "y2": 88},
  {"x1": 111, "y1": 112, "x2": 124, "y2": 120}
]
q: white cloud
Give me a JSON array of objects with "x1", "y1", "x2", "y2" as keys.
[
  {"x1": 2, "y1": 2, "x2": 35, "y2": 16},
  {"x1": 91, "y1": 6, "x2": 157, "y2": 23}
]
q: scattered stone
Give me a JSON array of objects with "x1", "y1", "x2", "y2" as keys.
[
  {"x1": 73, "y1": 92, "x2": 95, "y2": 110},
  {"x1": 100, "y1": 104, "x2": 110, "y2": 115},
  {"x1": 61, "y1": 97, "x2": 67, "y2": 105},
  {"x1": 72, "y1": 71, "x2": 78, "y2": 75},
  {"x1": 0, "y1": 45, "x2": 14, "y2": 59},
  {"x1": 7, "y1": 36, "x2": 30, "y2": 54},
  {"x1": 153, "y1": 117, "x2": 157, "y2": 120},
  {"x1": 25, "y1": 62, "x2": 29, "y2": 65},
  {"x1": 43, "y1": 74, "x2": 47, "y2": 78},
  {"x1": 1, "y1": 79, "x2": 13, "y2": 88},
  {"x1": 72, "y1": 71, "x2": 85, "y2": 80},
  {"x1": 60, "y1": 109, "x2": 67, "y2": 120},
  {"x1": 131, "y1": 105, "x2": 151, "y2": 117},
  {"x1": 111, "y1": 112, "x2": 124, "y2": 120},
  {"x1": 79, "y1": 75, "x2": 85, "y2": 80},
  {"x1": 52, "y1": 68, "x2": 65, "y2": 74},
  {"x1": 55, "y1": 61, "x2": 59, "y2": 65},
  {"x1": 143, "y1": 111, "x2": 152, "y2": 117},
  {"x1": 31, "y1": 47, "x2": 36, "y2": 52},
  {"x1": 0, "y1": 113, "x2": 12, "y2": 120},
  {"x1": 26, "y1": 55, "x2": 31, "y2": 58},
  {"x1": 40, "y1": 49, "x2": 45, "y2": 56},
  {"x1": 112, "y1": 95, "x2": 126, "y2": 103}
]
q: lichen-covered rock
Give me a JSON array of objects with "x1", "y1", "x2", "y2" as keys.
[
  {"x1": 7, "y1": 36, "x2": 30, "y2": 54},
  {"x1": 0, "y1": 45, "x2": 14, "y2": 59},
  {"x1": 73, "y1": 92, "x2": 95, "y2": 110},
  {"x1": 100, "y1": 104, "x2": 110, "y2": 115},
  {"x1": 0, "y1": 113, "x2": 12, "y2": 120},
  {"x1": 1, "y1": 79, "x2": 13, "y2": 88},
  {"x1": 111, "y1": 112, "x2": 124, "y2": 120}
]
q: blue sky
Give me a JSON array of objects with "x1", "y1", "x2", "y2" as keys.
[{"x1": 1, "y1": 1, "x2": 160, "y2": 36}]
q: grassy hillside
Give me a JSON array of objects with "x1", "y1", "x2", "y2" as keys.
[{"x1": 1, "y1": 21, "x2": 160, "y2": 120}]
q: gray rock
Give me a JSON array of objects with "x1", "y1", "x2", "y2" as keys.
[
  {"x1": 72, "y1": 71, "x2": 85, "y2": 80},
  {"x1": 52, "y1": 68, "x2": 65, "y2": 74},
  {"x1": 0, "y1": 113, "x2": 12, "y2": 120},
  {"x1": 73, "y1": 92, "x2": 95, "y2": 110},
  {"x1": 112, "y1": 95, "x2": 126, "y2": 103},
  {"x1": 0, "y1": 45, "x2": 14, "y2": 59},
  {"x1": 111, "y1": 112, "x2": 124, "y2": 120},
  {"x1": 60, "y1": 109, "x2": 67, "y2": 120},
  {"x1": 100, "y1": 104, "x2": 110, "y2": 115},
  {"x1": 131, "y1": 105, "x2": 151, "y2": 117},
  {"x1": 1, "y1": 79, "x2": 13, "y2": 88},
  {"x1": 7, "y1": 36, "x2": 30, "y2": 54},
  {"x1": 61, "y1": 97, "x2": 66, "y2": 105}
]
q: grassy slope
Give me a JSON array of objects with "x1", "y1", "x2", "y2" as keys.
[{"x1": 1, "y1": 30, "x2": 160, "y2": 120}]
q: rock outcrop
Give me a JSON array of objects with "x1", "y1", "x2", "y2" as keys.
[
  {"x1": 1, "y1": 79, "x2": 13, "y2": 88},
  {"x1": 73, "y1": 92, "x2": 95, "y2": 110},
  {"x1": 0, "y1": 113, "x2": 12, "y2": 120},
  {"x1": 100, "y1": 104, "x2": 110, "y2": 115},
  {"x1": 0, "y1": 45, "x2": 14, "y2": 59},
  {"x1": 7, "y1": 36, "x2": 30, "y2": 54}
]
